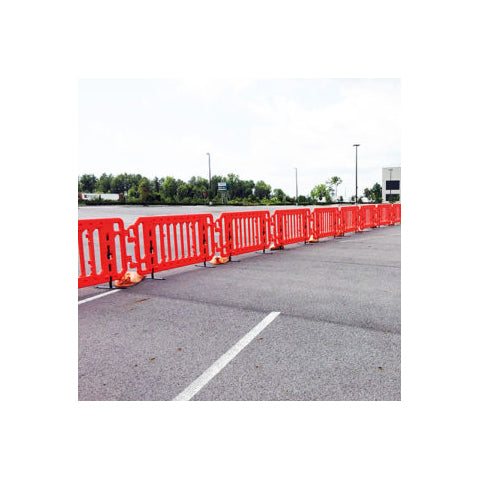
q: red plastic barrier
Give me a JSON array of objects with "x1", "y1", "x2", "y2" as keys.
[
  {"x1": 271, "y1": 208, "x2": 310, "y2": 248},
  {"x1": 377, "y1": 204, "x2": 393, "y2": 226},
  {"x1": 338, "y1": 206, "x2": 359, "y2": 235},
  {"x1": 310, "y1": 207, "x2": 339, "y2": 239},
  {"x1": 392, "y1": 203, "x2": 401, "y2": 224},
  {"x1": 78, "y1": 204, "x2": 400, "y2": 288},
  {"x1": 127, "y1": 214, "x2": 215, "y2": 276},
  {"x1": 358, "y1": 205, "x2": 378, "y2": 230},
  {"x1": 78, "y1": 218, "x2": 129, "y2": 288},
  {"x1": 215, "y1": 210, "x2": 271, "y2": 259}
]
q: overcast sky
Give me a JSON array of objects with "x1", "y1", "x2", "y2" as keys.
[{"x1": 79, "y1": 78, "x2": 400, "y2": 198}]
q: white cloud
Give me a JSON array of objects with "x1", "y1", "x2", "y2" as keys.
[
  {"x1": 242, "y1": 80, "x2": 400, "y2": 195},
  {"x1": 79, "y1": 79, "x2": 400, "y2": 198}
]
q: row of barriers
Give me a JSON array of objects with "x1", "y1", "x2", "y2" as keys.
[{"x1": 78, "y1": 203, "x2": 401, "y2": 288}]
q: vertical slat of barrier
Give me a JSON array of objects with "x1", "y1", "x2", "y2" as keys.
[{"x1": 78, "y1": 229, "x2": 87, "y2": 279}]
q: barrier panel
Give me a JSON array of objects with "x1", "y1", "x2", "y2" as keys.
[
  {"x1": 310, "y1": 207, "x2": 339, "y2": 239},
  {"x1": 338, "y1": 206, "x2": 360, "y2": 235},
  {"x1": 271, "y1": 208, "x2": 310, "y2": 248},
  {"x1": 377, "y1": 204, "x2": 393, "y2": 226},
  {"x1": 358, "y1": 205, "x2": 378, "y2": 231},
  {"x1": 78, "y1": 218, "x2": 129, "y2": 288},
  {"x1": 127, "y1": 214, "x2": 215, "y2": 276},
  {"x1": 78, "y1": 204, "x2": 401, "y2": 288},
  {"x1": 392, "y1": 203, "x2": 401, "y2": 224},
  {"x1": 215, "y1": 210, "x2": 271, "y2": 259}
]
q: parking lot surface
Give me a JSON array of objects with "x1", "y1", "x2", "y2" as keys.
[{"x1": 78, "y1": 222, "x2": 401, "y2": 401}]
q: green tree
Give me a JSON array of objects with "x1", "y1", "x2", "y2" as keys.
[
  {"x1": 110, "y1": 173, "x2": 143, "y2": 194},
  {"x1": 226, "y1": 173, "x2": 242, "y2": 198},
  {"x1": 254, "y1": 180, "x2": 271, "y2": 199},
  {"x1": 163, "y1": 176, "x2": 177, "y2": 200},
  {"x1": 242, "y1": 180, "x2": 255, "y2": 198},
  {"x1": 273, "y1": 188, "x2": 286, "y2": 202},
  {"x1": 152, "y1": 176, "x2": 161, "y2": 193},
  {"x1": 97, "y1": 173, "x2": 113, "y2": 193},
  {"x1": 363, "y1": 187, "x2": 372, "y2": 201},
  {"x1": 327, "y1": 176, "x2": 343, "y2": 201},
  {"x1": 371, "y1": 182, "x2": 382, "y2": 203},
  {"x1": 79, "y1": 174, "x2": 97, "y2": 192},
  {"x1": 177, "y1": 183, "x2": 191, "y2": 201},
  {"x1": 311, "y1": 184, "x2": 332, "y2": 202},
  {"x1": 138, "y1": 178, "x2": 152, "y2": 203}
]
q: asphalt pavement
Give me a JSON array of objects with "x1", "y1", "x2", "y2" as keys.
[{"x1": 78, "y1": 222, "x2": 401, "y2": 401}]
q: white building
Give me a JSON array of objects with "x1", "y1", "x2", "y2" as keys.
[
  {"x1": 382, "y1": 167, "x2": 401, "y2": 202},
  {"x1": 79, "y1": 193, "x2": 121, "y2": 201}
]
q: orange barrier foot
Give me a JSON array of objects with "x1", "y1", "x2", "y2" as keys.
[
  {"x1": 210, "y1": 256, "x2": 229, "y2": 265},
  {"x1": 114, "y1": 271, "x2": 146, "y2": 288},
  {"x1": 269, "y1": 243, "x2": 284, "y2": 250},
  {"x1": 307, "y1": 235, "x2": 318, "y2": 243}
]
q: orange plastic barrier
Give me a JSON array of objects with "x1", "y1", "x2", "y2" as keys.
[
  {"x1": 310, "y1": 207, "x2": 339, "y2": 240},
  {"x1": 338, "y1": 206, "x2": 360, "y2": 235},
  {"x1": 78, "y1": 204, "x2": 401, "y2": 288},
  {"x1": 377, "y1": 204, "x2": 393, "y2": 226},
  {"x1": 215, "y1": 210, "x2": 271, "y2": 259},
  {"x1": 78, "y1": 218, "x2": 129, "y2": 288},
  {"x1": 358, "y1": 205, "x2": 378, "y2": 231},
  {"x1": 270, "y1": 208, "x2": 310, "y2": 248},
  {"x1": 392, "y1": 203, "x2": 401, "y2": 224},
  {"x1": 127, "y1": 214, "x2": 215, "y2": 276}
]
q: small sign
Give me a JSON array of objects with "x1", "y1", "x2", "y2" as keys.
[
  {"x1": 202, "y1": 191, "x2": 207, "y2": 198},
  {"x1": 218, "y1": 182, "x2": 227, "y2": 191}
]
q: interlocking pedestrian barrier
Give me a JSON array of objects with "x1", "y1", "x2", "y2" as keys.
[
  {"x1": 377, "y1": 204, "x2": 394, "y2": 226},
  {"x1": 359, "y1": 205, "x2": 377, "y2": 231},
  {"x1": 215, "y1": 210, "x2": 272, "y2": 259},
  {"x1": 339, "y1": 206, "x2": 359, "y2": 235},
  {"x1": 78, "y1": 204, "x2": 401, "y2": 288},
  {"x1": 127, "y1": 214, "x2": 216, "y2": 277},
  {"x1": 78, "y1": 218, "x2": 129, "y2": 288},
  {"x1": 271, "y1": 208, "x2": 310, "y2": 249},
  {"x1": 310, "y1": 207, "x2": 338, "y2": 240},
  {"x1": 392, "y1": 203, "x2": 401, "y2": 224}
]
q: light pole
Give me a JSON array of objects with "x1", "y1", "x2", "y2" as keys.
[
  {"x1": 353, "y1": 144, "x2": 360, "y2": 204},
  {"x1": 295, "y1": 167, "x2": 298, "y2": 205},
  {"x1": 387, "y1": 167, "x2": 393, "y2": 202},
  {"x1": 206, "y1": 153, "x2": 211, "y2": 190}
]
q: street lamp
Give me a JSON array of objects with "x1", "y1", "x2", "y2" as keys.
[
  {"x1": 206, "y1": 152, "x2": 211, "y2": 190},
  {"x1": 353, "y1": 144, "x2": 360, "y2": 204}
]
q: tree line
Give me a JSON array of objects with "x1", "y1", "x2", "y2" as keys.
[
  {"x1": 78, "y1": 172, "x2": 287, "y2": 205},
  {"x1": 78, "y1": 172, "x2": 385, "y2": 205}
]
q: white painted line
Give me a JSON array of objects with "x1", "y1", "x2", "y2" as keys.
[
  {"x1": 173, "y1": 311, "x2": 281, "y2": 401},
  {"x1": 78, "y1": 289, "x2": 120, "y2": 305}
]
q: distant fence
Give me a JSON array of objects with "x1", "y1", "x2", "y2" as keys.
[{"x1": 78, "y1": 203, "x2": 401, "y2": 288}]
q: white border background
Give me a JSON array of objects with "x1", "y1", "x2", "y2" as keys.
[{"x1": 2, "y1": 0, "x2": 479, "y2": 478}]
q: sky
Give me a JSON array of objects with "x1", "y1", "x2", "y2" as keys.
[{"x1": 79, "y1": 78, "x2": 400, "y2": 199}]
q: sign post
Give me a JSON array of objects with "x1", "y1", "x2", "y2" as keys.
[{"x1": 218, "y1": 182, "x2": 228, "y2": 204}]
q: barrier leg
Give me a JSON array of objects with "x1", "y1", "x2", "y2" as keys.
[
  {"x1": 195, "y1": 260, "x2": 216, "y2": 268},
  {"x1": 95, "y1": 236, "x2": 115, "y2": 289},
  {"x1": 147, "y1": 268, "x2": 166, "y2": 280}
]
